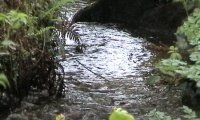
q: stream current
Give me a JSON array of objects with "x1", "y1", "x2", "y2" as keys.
[
  {"x1": 5, "y1": 0, "x2": 183, "y2": 120},
  {"x1": 58, "y1": 0, "x2": 183, "y2": 119}
]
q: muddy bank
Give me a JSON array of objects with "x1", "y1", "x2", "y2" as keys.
[{"x1": 72, "y1": 0, "x2": 187, "y2": 45}]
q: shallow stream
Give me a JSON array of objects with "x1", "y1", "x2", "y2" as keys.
[{"x1": 5, "y1": 0, "x2": 184, "y2": 120}]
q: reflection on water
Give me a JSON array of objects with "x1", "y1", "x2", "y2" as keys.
[
  {"x1": 60, "y1": 22, "x2": 157, "y2": 119},
  {"x1": 62, "y1": 23, "x2": 152, "y2": 81}
]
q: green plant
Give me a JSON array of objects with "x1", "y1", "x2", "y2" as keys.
[
  {"x1": 0, "y1": 73, "x2": 10, "y2": 90},
  {"x1": 182, "y1": 106, "x2": 199, "y2": 120},
  {"x1": 152, "y1": 0, "x2": 200, "y2": 113},
  {"x1": 0, "y1": 0, "x2": 75, "y2": 108},
  {"x1": 149, "y1": 109, "x2": 173, "y2": 120},
  {"x1": 156, "y1": 5, "x2": 200, "y2": 90},
  {"x1": 148, "y1": 106, "x2": 200, "y2": 120},
  {"x1": 176, "y1": 8, "x2": 200, "y2": 45},
  {"x1": 55, "y1": 114, "x2": 65, "y2": 120},
  {"x1": 109, "y1": 108, "x2": 135, "y2": 120},
  {"x1": 174, "y1": 0, "x2": 200, "y2": 13},
  {"x1": 168, "y1": 46, "x2": 182, "y2": 60},
  {"x1": 156, "y1": 58, "x2": 187, "y2": 77}
]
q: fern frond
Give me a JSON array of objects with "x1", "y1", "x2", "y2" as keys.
[
  {"x1": 29, "y1": 26, "x2": 55, "y2": 37},
  {"x1": 65, "y1": 27, "x2": 81, "y2": 44},
  {"x1": 0, "y1": 73, "x2": 10, "y2": 89},
  {"x1": 65, "y1": 26, "x2": 85, "y2": 53}
]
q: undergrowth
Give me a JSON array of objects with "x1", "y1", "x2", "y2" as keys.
[
  {"x1": 152, "y1": 0, "x2": 200, "y2": 110},
  {"x1": 0, "y1": 0, "x2": 77, "y2": 109},
  {"x1": 107, "y1": 106, "x2": 199, "y2": 120},
  {"x1": 149, "y1": 106, "x2": 200, "y2": 120}
]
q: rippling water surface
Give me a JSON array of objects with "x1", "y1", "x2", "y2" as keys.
[
  {"x1": 63, "y1": 23, "x2": 152, "y2": 80},
  {"x1": 4, "y1": 1, "x2": 183, "y2": 120},
  {"x1": 58, "y1": 20, "x2": 182, "y2": 118},
  {"x1": 57, "y1": 1, "x2": 183, "y2": 119}
]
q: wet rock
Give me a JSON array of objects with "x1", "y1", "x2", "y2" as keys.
[
  {"x1": 6, "y1": 114, "x2": 28, "y2": 120},
  {"x1": 67, "y1": 111, "x2": 83, "y2": 120},
  {"x1": 139, "y1": 2, "x2": 186, "y2": 30},
  {"x1": 135, "y1": 2, "x2": 187, "y2": 45},
  {"x1": 72, "y1": 0, "x2": 159, "y2": 25},
  {"x1": 20, "y1": 101, "x2": 38, "y2": 111},
  {"x1": 182, "y1": 81, "x2": 200, "y2": 109},
  {"x1": 72, "y1": 0, "x2": 186, "y2": 29},
  {"x1": 82, "y1": 111, "x2": 100, "y2": 120},
  {"x1": 72, "y1": 0, "x2": 187, "y2": 45}
]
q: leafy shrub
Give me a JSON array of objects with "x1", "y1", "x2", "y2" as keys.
[
  {"x1": 149, "y1": 106, "x2": 199, "y2": 120},
  {"x1": 108, "y1": 106, "x2": 199, "y2": 120},
  {"x1": 0, "y1": 0, "x2": 73, "y2": 108},
  {"x1": 157, "y1": 7, "x2": 200, "y2": 87},
  {"x1": 154, "y1": 0, "x2": 200, "y2": 110},
  {"x1": 149, "y1": 109, "x2": 172, "y2": 120}
]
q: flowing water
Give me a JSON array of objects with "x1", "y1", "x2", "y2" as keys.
[{"x1": 5, "y1": 0, "x2": 184, "y2": 120}]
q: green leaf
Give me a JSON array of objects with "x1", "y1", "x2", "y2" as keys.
[
  {"x1": 156, "y1": 59, "x2": 187, "y2": 76},
  {"x1": 17, "y1": 13, "x2": 28, "y2": 24},
  {"x1": 55, "y1": 114, "x2": 65, "y2": 120},
  {"x1": 28, "y1": 26, "x2": 55, "y2": 37},
  {"x1": 170, "y1": 53, "x2": 182, "y2": 60},
  {"x1": 176, "y1": 65, "x2": 200, "y2": 83},
  {"x1": 1, "y1": 40, "x2": 17, "y2": 50},
  {"x1": 7, "y1": 10, "x2": 28, "y2": 29},
  {"x1": 149, "y1": 109, "x2": 172, "y2": 120},
  {"x1": 0, "y1": 73, "x2": 10, "y2": 89},
  {"x1": 0, "y1": 80, "x2": 7, "y2": 89},
  {"x1": 168, "y1": 46, "x2": 178, "y2": 53},
  {"x1": 0, "y1": 13, "x2": 6, "y2": 22},
  {"x1": 109, "y1": 108, "x2": 135, "y2": 120},
  {"x1": 183, "y1": 106, "x2": 198, "y2": 119},
  {"x1": 197, "y1": 82, "x2": 200, "y2": 87},
  {"x1": 176, "y1": 8, "x2": 200, "y2": 46},
  {"x1": 190, "y1": 52, "x2": 200, "y2": 63}
]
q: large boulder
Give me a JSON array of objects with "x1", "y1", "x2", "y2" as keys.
[
  {"x1": 72, "y1": 0, "x2": 160, "y2": 24},
  {"x1": 139, "y1": 2, "x2": 187, "y2": 32},
  {"x1": 136, "y1": 2, "x2": 187, "y2": 45},
  {"x1": 72, "y1": 0, "x2": 187, "y2": 45}
]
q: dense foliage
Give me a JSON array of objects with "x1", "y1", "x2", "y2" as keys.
[
  {"x1": 107, "y1": 106, "x2": 200, "y2": 120},
  {"x1": 0, "y1": 0, "x2": 73, "y2": 108},
  {"x1": 156, "y1": 0, "x2": 200, "y2": 108},
  {"x1": 149, "y1": 106, "x2": 200, "y2": 120}
]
